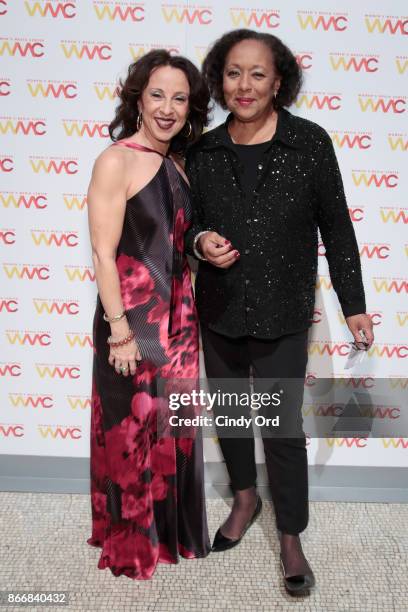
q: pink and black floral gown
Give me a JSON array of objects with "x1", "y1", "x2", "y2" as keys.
[{"x1": 87, "y1": 144, "x2": 211, "y2": 580}]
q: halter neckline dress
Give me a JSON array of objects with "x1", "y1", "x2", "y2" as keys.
[{"x1": 87, "y1": 140, "x2": 210, "y2": 580}]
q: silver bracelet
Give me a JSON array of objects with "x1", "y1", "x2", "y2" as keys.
[{"x1": 193, "y1": 231, "x2": 211, "y2": 261}]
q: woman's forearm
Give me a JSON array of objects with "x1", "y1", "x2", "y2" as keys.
[{"x1": 92, "y1": 254, "x2": 130, "y2": 338}]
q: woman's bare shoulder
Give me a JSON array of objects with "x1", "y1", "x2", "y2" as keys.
[
  {"x1": 89, "y1": 146, "x2": 130, "y2": 194},
  {"x1": 95, "y1": 143, "x2": 127, "y2": 169},
  {"x1": 92, "y1": 144, "x2": 136, "y2": 183}
]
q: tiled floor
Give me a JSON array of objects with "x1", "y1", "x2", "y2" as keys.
[{"x1": 0, "y1": 493, "x2": 407, "y2": 611}]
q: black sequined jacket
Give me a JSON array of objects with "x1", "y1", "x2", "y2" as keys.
[{"x1": 185, "y1": 108, "x2": 366, "y2": 339}]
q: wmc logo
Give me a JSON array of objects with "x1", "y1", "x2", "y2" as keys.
[
  {"x1": 0, "y1": 230, "x2": 16, "y2": 245},
  {"x1": 60, "y1": 40, "x2": 112, "y2": 60},
  {"x1": 352, "y1": 170, "x2": 399, "y2": 188},
  {"x1": 9, "y1": 394, "x2": 53, "y2": 408},
  {"x1": 395, "y1": 56, "x2": 408, "y2": 74},
  {"x1": 359, "y1": 243, "x2": 390, "y2": 259},
  {"x1": 380, "y1": 207, "x2": 408, "y2": 224},
  {"x1": 332, "y1": 377, "x2": 377, "y2": 390},
  {"x1": 329, "y1": 131, "x2": 372, "y2": 149},
  {"x1": 396, "y1": 313, "x2": 408, "y2": 327},
  {"x1": 28, "y1": 80, "x2": 78, "y2": 98},
  {"x1": 25, "y1": 1, "x2": 77, "y2": 18},
  {"x1": 295, "y1": 52, "x2": 313, "y2": 70},
  {"x1": 373, "y1": 278, "x2": 408, "y2": 294},
  {"x1": 358, "y1": 95, "x2": 406, "y2": 113},
  {"x1": 33, "y1": 298, "x2": 79, "y2": 315},
  {"x1": 0, "y1": 298, "x2": 19, "y2": 313},
  {"x1": 93, "y1": 1, "x2": 144, "y2": 21},
  {"x1": 388, "y1": 133, "x2": 408, "y2": 151},
  {"x1": 0, "y1": 38, "x2": 45, "y2": 57},
  {"x1": 368, "y1": 344, "x2": 408, "y2": 358},
  {"x1": 348, "y1": 207, "x2": 365, "y2": 222},
  {"x1": 0, "y1": 362, "x2": 22, "y2": 377},
  {"x1": 65, "y1": 333, "x2": 93, "y2": 348},
  {"x1": 36, "y1": 364, "x2": 80, "y2": 378},
  {"x1": 382, "y1": 438, "x2": 408, "y2": 449},
  {"x1": 295, "y1": 92, "x2": 342, "y2": 110},
  {"x1": 64, "y1": 266, "x2": 95, "y2": 281},
  {"x1": 31, "y1": 230, "x2": 79, "y2": 247},
  {"x1": 3, "y1": 263, "x2": 50, "y2": 280},
  {"x1": 0, "y1": 117, "x2": 46, "y2": 135},
  {"x1": 310, "y1": 308, "x2": 322, "y2": 324},
  {"x1": 0, "y1": 192, "x2": 48, "y2": 209},
  {"x1": 308, "y1": 341, "x2": 350, "y2": 357},
  {"x1": 0, "y1": 156, "x2": 14, "y2": 172},
  {"x1": 67, "y1": 396, "x2": 91, "y2": 409},
  {"x1": 0, "y1": 424, "x2": 24, "y2": 438},
  {"x1": 30, "y1": 157, "x2": 78, "y2": 174},
  {"x1": 297, "y1": 11, "x2": 348, "y2": 31},
  {"x1": 365, "y1": 14, "x2": 408, "y2": 35},
  {"x1": 63, "y1": 194, "x2": 87, "y2": 210},
  {"x1": 62, "y1": 120, "x2": 109, "y2": 137},
  {"x1": 324, "y1": 438, "x2": 367, "y2": 448},
  {"x1": 161, "y1": 4, "x2": 212, "y2": 24},
  {"x1": 315, "y1": 276, "x2": 332, "y2": 290},
  {"x1": 6, "y1": 330, "x2": 51, "y2": 346},
  {"x1": 0, "y1": 79, "x2": 11, "y2": 96},
  {"x1": 329, "y1": 53, "x2": 379, "y2": 72},
  {"x1": 229, "y1": 8, "x2": 280, "y2": 29},
  {"x1": 129, "y1": 44, "x2": 180, "y2": 61},
  {"x1": 388, "y1": 377, "x2": 408, "y2": 388},
  {"x1": 0, "y1": 1, "x2": 8, "y2": 16},
  {"x1": 38, "y1": 425, "x2": 82, "y2": 439},
  {"x1": 93, "y1": 82, "x2": 118, "y2": 100}
]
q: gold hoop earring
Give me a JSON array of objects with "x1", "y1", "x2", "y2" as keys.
[
  {"x1": 136, "y1": 112, "x2": 142, "y2": 131},
  {"x1": 184, "y1": 120, "x2": 192, "y2": 138}
]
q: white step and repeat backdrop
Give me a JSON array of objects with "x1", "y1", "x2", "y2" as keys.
[{"x1": 0, "y1": 1, "x2": 407, "y2": 468}]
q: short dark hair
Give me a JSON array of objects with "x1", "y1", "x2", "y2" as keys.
[
  {"x1": 202, "y1": 29, "x2": 302, "y2": 111},
  {"x1": 109, "y1": 50, "x2": 211, "y2": 154}
]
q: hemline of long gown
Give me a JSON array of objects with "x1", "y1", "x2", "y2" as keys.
[{"x1": 86, "y1": 535, "x2": 209, "y2": 581}]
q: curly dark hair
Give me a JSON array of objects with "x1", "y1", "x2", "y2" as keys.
[
  {"x1": 202, "y1": 29, "x2": 302, "y2": 111},
  {"x1": 109, "y1": 50, "x2": 211, "y2": 154}
]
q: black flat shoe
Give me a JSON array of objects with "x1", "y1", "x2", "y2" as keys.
[
  {"x1": 211, "y1": 496, "x2": 262, "y2": 552},
  {"x1": 280, "y1": 555, "x2": 315, "y2": 597}
]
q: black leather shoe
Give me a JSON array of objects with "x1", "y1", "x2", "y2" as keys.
[
  {"x1": 280, "y1": 555, "x2": 315, "y2": 597},
  {"x1": 211, "y1": 496, "x2": 262, "y2": 552}
]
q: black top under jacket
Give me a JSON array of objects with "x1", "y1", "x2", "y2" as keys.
[{"x1": 185, "y1": 108, "x2": 366, "y2": 339}]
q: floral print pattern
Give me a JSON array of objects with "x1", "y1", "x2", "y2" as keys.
[{"x1": 87, "y1": 157, "x2": 210, "y2": 580}]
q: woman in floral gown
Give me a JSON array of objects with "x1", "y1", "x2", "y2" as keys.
[{"x1": 86, "y1": 50, "x2": 211, "y2": 580}]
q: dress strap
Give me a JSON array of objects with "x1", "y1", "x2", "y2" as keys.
[{"x1": 112, "y1": 140, "x2": 168, "y2": 157}]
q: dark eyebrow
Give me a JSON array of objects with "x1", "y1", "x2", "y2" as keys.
[{"x1": 149, "y1": 87, "x2": 189, "y2": 95}]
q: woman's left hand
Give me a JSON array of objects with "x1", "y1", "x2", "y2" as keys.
[{"x1": 345, "y1": 313, "x2": 374, "y2": 348}]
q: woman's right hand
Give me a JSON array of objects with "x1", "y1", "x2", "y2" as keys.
[
  {"x1": 199, "y1": 231, "x2": 240, "y2": 269},
  {"x1": 108, "y1": 337, "x2": 142, "y2": 377}
]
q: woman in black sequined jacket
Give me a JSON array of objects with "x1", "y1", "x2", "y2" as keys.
[{"x1": 185, "y1": 29, "x2": 374, "y2": 597}]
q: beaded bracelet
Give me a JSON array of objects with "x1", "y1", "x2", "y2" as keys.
[
  {"x1": 103, "y1": 311, "x2": 125, "y2": 323},
  {"x1": 193, "y1": 230, "x2": 210, "y2": 261},
  {"x1": 107, "y1": 330, "x2": 135, "y2": 348}
]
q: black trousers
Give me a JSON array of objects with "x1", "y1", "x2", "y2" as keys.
[{"x1": 201, "y1": 325, "x2": 309, "y2": 535}]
